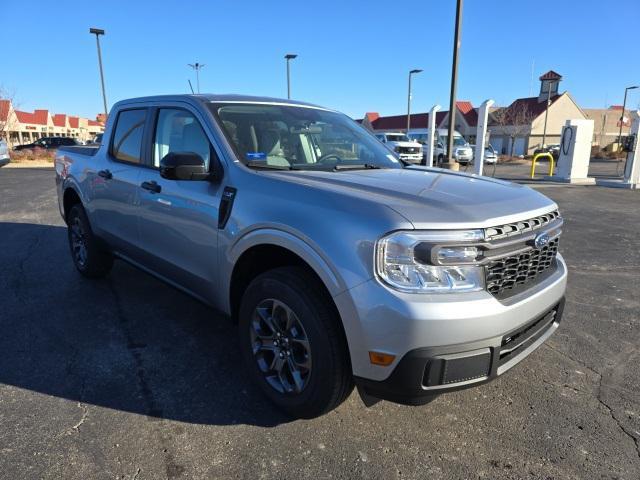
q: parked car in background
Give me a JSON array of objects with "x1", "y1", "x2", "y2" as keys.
[
  {"x1": 13, "y1": 136, "x2": 79, "y2": 151},
  {"x1": 374, "y1": 132, "x2": 423, "y2": 163},
  {"x1": 533, "y1": 144, "x2": 560, "y2": 161},
  {"x1": 56, "y1": 94, "x2": 567, "y2": 418},
  {"x1": 470, "y1": 143, "x2": 498, "y2": 164},
  {"x1": 0, "y1": 139, "x2": 10, "y2": 167},
  {"x1": 408, "y1": 129, "x2": 472, "y2": 166},
  {"x1": 88, "y1": 133, "x2": 103, "y2": 145}
]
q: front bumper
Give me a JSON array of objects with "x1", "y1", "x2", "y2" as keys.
[
  {"x1": 334, "y1": 253, "x2": 567, "y2": 403},
  {"x1": 399, "y1": 153, "x2": 423, "y2": 163},
  {"x1": 355, "y1": 298, "x2": 564, "y2": 404}
]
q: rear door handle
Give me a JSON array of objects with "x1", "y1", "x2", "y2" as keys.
[
  {"x1": 98, "y1": 169, "x2": 112, "y2": 179},
  {"x1": 141, "y1": 180, "x2": 161, "y2": 193}
]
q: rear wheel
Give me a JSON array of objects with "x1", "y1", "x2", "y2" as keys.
[
  {"x1": 238, "y1": 267, "x2": 353, "y2": 418},
  {"x1": 67, "y1": 204, "x2": 113, "y2": 278}
]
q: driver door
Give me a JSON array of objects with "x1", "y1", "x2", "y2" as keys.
[{"x1": 136, "y1": 106, "x2": 223, "y2": 302}]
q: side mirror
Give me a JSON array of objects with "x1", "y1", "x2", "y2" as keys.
[
  {"x1": 160, "y1": 151, "x2": 210, "y2": 180},
  {"x1": 437, "y1": 142, "x2": 444, "y2": 149}
]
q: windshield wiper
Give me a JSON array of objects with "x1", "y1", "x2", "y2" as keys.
[
  {"x1": 245, "y1": 161, "x2": 294, "y2": 170},
  {"x1": 333, "y1": 164, "x2": 382, "y2": 171}
]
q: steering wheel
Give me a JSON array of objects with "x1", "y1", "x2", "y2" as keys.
[{"x1": 317, "y1": 153, "x2": 342, "y2": 164}]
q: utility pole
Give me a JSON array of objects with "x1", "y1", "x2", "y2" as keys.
[
  {"x1": 445, "y1": 0, "x2": 463, "y2": 170},
  {"x1": 188, "y1": 63, "x2": 205, "y2": 93},
  {"x1": 285, "y1": 54, "x2": 297, "y2": 99},
  {"x1": 406, "y1": 69, "x2": 423, "y2": 133},
  {"x1": 89, "y1": 28, "x2": 108, "y2": 118}
]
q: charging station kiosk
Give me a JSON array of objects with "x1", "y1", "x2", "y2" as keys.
[
  {"x1": 548, "y1": 119, "x2": 595, "y2": 184},
  {"x1": 597, "y1": 110, "x2": 640, "y2": 190}
]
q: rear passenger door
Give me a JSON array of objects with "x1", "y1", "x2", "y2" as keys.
[
  {"x1": 89, "y1": 108, "x2": 147, "y2": 255},
  {"x1": 136, "y1": 106, "x2": 223, "y2": 302}
]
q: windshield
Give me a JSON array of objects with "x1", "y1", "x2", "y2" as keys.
[
  {"x1": 441, "y1": 135, "x2": 467, "y2": 147},
  {"x1": 209, "y1": 103, "x2": 403, "y2": 171},
  {"x1": 386, "y1": 134, "x2": 410, "y2": 142}
]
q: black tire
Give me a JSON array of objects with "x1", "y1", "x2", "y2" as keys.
[
  {"x1": 67, "y1": 204, "x2": 113, "y2": 278},
  {"x1": 238, "y1": 266, "x2": 354, "y2": 418}
]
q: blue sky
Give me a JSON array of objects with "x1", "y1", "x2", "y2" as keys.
[{"x1": 2, "y1": 0, "x2": 639, "y2": 120}]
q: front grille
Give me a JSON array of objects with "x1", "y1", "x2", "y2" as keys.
[
  {"x1": 485, "y1": 210, "x2": 560, "y2": 240},
  {"x1": 398, "y1": 147, "x2": 419, "y2": 154},
  {"x1": 486, "y1": 238, "x2": 559, "y2": 296}
]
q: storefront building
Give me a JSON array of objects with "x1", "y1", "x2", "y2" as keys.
[{"x1": 0, "y1": 99, "x2": 104, "y2": 147}]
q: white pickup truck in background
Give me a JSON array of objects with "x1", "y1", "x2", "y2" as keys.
[{"x1": 374, "y1": 132, "x2": 423, "y2": 163}]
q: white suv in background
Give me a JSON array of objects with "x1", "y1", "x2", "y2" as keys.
[
  {"x1": 0, "y1": 139, "x2": 10, "y2": 167},
  {"x1": 374, "y1": 132, "x2": 423, "y2": 163}
]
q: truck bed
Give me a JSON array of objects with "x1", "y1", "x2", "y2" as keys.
[{"x1": 57, "y1": 145, "x2": 100, "y2": 157}]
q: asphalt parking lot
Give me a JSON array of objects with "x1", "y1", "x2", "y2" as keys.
[{"x1": 1, "y1": 167, "x2": 638, "y2": 479}]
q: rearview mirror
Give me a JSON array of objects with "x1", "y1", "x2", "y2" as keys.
[{"x1": 160, "y1": 152, "x2": 210, "y2": 181}]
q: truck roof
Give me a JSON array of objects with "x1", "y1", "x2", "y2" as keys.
[{"x1": 113, "y1": 94, "x2": 332, "y2": 111}]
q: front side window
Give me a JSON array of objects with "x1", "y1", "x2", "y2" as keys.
[
  {"x1": 153, "y1": 109, "x2": 212, "y2": 168},
  {"x1": 111, "y1": 109, "x2": 146, "y2": 163},
  {"x1": 209, "y1": 103, "x2": 403, "y2": 171}
]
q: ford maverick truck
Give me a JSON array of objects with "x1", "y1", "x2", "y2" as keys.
[{"x1": 55, "y1": 94, "x2": 566, "y2": 418}]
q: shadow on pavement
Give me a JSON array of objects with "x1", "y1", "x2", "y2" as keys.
[{"x1": 0, "y1": 222, "x2": 291, "y2": 428}]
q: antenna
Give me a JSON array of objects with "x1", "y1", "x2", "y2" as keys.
[{"x1": 188, "y1": 79, "x2": 195, "y2": 94}]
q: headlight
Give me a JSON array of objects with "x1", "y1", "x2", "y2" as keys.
[{"x1": 375, "y1": 230, "x2": 485, "y2": 293}]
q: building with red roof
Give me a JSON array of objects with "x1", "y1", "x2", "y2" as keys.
[
  {"x1": 359, "y1": 71, "x2": 596, "y2": 156},
  {"x1": 0, "y1": 99, "x2": 104, "y2": 147}
]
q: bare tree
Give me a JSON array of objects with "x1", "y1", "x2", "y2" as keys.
[
  {"x1": 0, "y1": 85, "x2": 19, "y2": 145},
  {"x1": 490, "y1": 103, "x2": 535, "y2": 158}
]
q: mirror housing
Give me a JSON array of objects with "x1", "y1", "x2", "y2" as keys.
[{"x1": 160, "y1": 152, "x2": 211, "y2": 180}]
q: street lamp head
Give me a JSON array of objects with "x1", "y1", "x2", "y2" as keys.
[
  {"x1": 285, "y1": 54, "x2": 298, "y2": 60},
  {"x1": 410, "y1": 69, "x2": 423, "y2": 74},
  {"x1": 627, "y1": 85, "x2": 639, "y2": 90},
  {"x1": 89, "y1": 28, "x2": 105, "y2": 35}
]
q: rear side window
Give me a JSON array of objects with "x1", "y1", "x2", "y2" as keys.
[{"x1": 111, "y1": 109, "x2": 146, "y2": 163}]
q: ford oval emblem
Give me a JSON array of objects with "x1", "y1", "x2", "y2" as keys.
[{"x1": 534, "y1": 232, "x2": 550, "y2": 249}]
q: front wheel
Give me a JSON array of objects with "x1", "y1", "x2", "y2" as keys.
[
  {"x1": 238, "y1": 267, "x2": 353, "y2": 418},
  {"x1": 67, "y1": 204, "x2": 113, "y2": 278}
]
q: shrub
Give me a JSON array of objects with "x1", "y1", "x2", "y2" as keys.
[{"x1": 10, "y1": 147, "x2": 55, "y2": 163}]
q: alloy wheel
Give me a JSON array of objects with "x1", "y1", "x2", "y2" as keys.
[
  {"x1": 70, "y1": 217, "x2": 88, "y2": 268},
  {"x1": 249, "y1": 298, "x2": 312, "y2": 394}
]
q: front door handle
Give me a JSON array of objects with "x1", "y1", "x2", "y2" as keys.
[
  {"x1": 98, "y1": 169, "x2": 112, "y2": 179},
  {"x1": 141, "y1": 180, "x2": 161, "y2": 193}
]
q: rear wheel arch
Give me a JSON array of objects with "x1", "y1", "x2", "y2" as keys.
[{"x1": 63, "y1": 187, "x2": 82, "y2": 222}]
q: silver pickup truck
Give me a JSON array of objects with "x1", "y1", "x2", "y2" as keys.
[{"x1": 55, "y1": 94, "x2": 567, "y2": 418}]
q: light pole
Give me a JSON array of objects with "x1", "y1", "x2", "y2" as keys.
[
  {"x1": 541, "y1": 79, "x2": 559, "y2": 149},
  {"x1": 445, "y1": 0, "x2": 463, "y2": 169},
  {"x1": 285, "y1": 54, "x2": 297, "y2": 99},
  {"x1": 617, "y1": 85, "x2": 639, "y2": 175},
  {"x1": 618, "y1": 85, "x2": 638, "y2": 153},
  {"x1": 406, "y1": 69, "x2": 423, "y2": 133},
  {"x1": 188, "y1": 63, "x2": 205, "y2": 93},
  {"x1": 89, "y1": 28, "x2": 108, "y2": 118}
]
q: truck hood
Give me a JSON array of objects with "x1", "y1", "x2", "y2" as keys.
[{"x1": 276, "y1": 167, "x2": 557, "y2": 229}]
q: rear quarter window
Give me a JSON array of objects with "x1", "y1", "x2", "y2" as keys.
[{"x1": 111, "y1": 109, "x2": 147, "y2": 163}]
